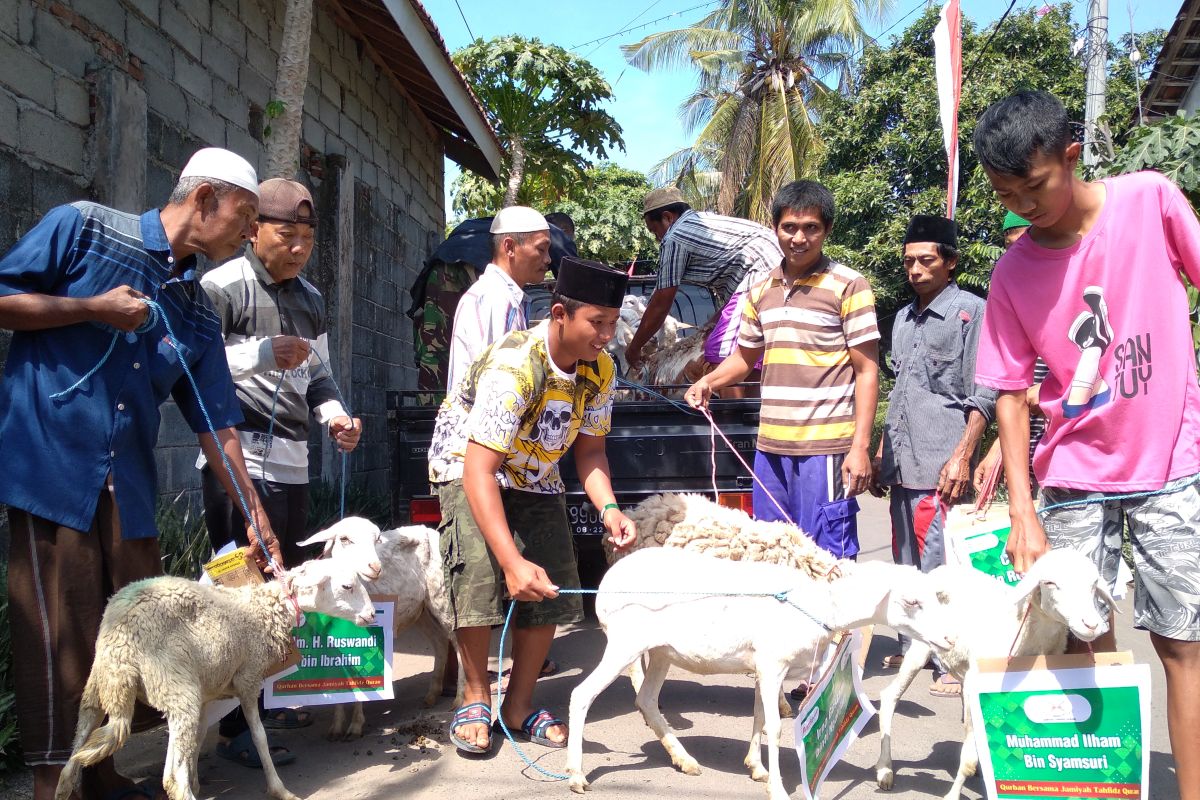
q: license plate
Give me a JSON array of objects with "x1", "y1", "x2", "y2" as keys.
[{"x1": 567, "y1": 500, "x2": 609, "y2": 537}]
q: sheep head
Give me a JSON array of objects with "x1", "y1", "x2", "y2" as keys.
[
  {"x1": 285, "y1": 559, "x2": 376, "y2": 628},
  {"x1": 880, "y1": 567, "x2": 956, "y2": 651},
  {"x1": 296, "y1": 516, "x2": 383, "y2": 581},
  {"x1": 1012, "y1": 549, "x2": 1115, "y2": 643}
]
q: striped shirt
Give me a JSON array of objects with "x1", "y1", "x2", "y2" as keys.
[
  {"x1": 657, "y1": 210, "x2": 784, "y2": 308},
  {"x1": 199, "y1": 248, "x2": 346, "y2": 483},
  {"x1": 446, "y1": 263, "x2": 526, "y2": 393},
  {"x1": 739, "y1": 259, "x2": 879, "y2": 456}
]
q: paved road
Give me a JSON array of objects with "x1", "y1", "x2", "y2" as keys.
[{"x1": 105, "y1": 494, "x2": 1177, "y2": 800}]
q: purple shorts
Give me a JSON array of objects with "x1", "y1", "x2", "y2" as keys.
[
  {"x1": 704, "y1": 290, "x2": 763, "y2": 367},
  {"x1": 752, "y1": 450, "x2": 860, "y2": 558}
]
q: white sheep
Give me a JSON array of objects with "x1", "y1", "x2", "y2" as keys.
[
  {"x1": 316, "y1": 524, "x2": 459, "y2": 740},
  {"x1": 295, "y1": 515, "x2": 384, "y2": 581},
  {"x1": 608, "y1": 295, "x2": 683, "y2": 378},
  {"x1": 873, "y1": 548, "x2": 1116, "y2": 800},
  {"x1": 612, "y1": 492, "x2": 842, "y2": 720},
  {"x1": 565, "y1": 548, "x2": 957, "y2": 800},
  {"x1": 54, "y1": 559, "x2": 376, "y2": 800}
]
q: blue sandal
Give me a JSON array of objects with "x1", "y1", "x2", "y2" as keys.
[
  {"x1": 449, "y1": 702, "x2": 493, "y2": 754},
  {"x1": 511, "y1": 708, "x2": 567, "y2": 748}
]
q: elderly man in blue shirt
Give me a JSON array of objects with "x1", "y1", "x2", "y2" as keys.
[
  {"x1": 870, "y1": 214, "x2": 997, "y2": 697},
  {"x1": 0, "y1": 147, "x2": 281, "y2": 800}
]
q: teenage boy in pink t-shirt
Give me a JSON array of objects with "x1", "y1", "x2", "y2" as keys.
[{"x1": 973, "y1": 90, "x2": 1200, "y2": 800}]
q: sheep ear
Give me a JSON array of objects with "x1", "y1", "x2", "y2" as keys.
[
  {"x1": 287, "y1": 563, "x2": 331, "y2": 591},
  {"x1": 296, "y1": 517, "x2": 359, "y2": 548},
  {"x1": 1095, "y1": 581, "x2": 1120, "y2": 613},
  {"x1": 1010, "y1": 570, "x2": 1043, "y2": 605}
]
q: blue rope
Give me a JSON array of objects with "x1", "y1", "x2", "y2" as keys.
[
  {"x1": 49, "y1": 306, "x2": 161, "y2": 400},
  {"x1": 615, "y1": 376, "x2": 702, "y2": 416},
  {"x1": 146, "y1": 299, "x2": 282, "y2": 576},
  {"x1": 1036, "y1": 474, "x2": 1200, "y2": 516},
  {"x1": 310, "y1": 347, "x2": 354, "y2": 520},
  {"x1": 491, "y1": 584, "x2": 828, "y2": 780}
]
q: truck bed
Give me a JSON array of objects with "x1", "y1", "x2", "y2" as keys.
[{"x1": 386, "y1": 389, "x2": 760, "y2": 554}]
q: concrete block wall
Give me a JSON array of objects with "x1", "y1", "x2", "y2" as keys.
[{"x1": 0, "y1": 0, "x2": 449, "y2": 511}]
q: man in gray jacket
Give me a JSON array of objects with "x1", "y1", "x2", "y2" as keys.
[
  {"x1": 199, "y1": 178, "x2": 361, "y2": 762},
  {"x1": 871, "y1": 215, "x2": 996, "y2": 695}
]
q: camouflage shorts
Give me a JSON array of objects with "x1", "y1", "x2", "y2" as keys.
[
  {"x1": 435, "y1": 480, "x2": 583, "y2": 629},
  {"x1": 1041, "y1": 473, "x2": 1200, "y2": 641}
]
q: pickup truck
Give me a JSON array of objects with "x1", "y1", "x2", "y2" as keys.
[{"x1": 387, "y1": 277, "x2": 760, "y2": 577}]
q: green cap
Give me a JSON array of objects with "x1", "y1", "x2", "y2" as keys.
[{"x1": 1002, "y1": 210, "x2": 1031, "y2": 231}]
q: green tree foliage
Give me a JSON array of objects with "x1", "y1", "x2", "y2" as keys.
[
  {"x1": 453, "y1": 36, "x2": 624, "y2": 208},
  {"x1": 816, "y1": 3, "x2": 1158, "y2": 321},
  {"x1": 1103, "y1": 110, "x2": 1200, "y2": 206},
  {"x1": 551, "y1": 163, "x2": 659, "y2": 265},
  {"x1": 623, "y1": 0, "x2": 891, "y2": 224}
]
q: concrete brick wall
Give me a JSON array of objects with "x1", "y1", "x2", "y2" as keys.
[{"x1": 0, "y1": 0, "x2": 449, "y2": 516}]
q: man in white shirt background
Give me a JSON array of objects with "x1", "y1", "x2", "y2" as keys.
[{"x1": 445, "y1": 206, "x2": 552, "y2": 395}]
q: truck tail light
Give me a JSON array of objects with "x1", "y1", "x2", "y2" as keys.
[
  {"x1": 409, "y1": 497, "x2": 441, "y2": 524},
  {"x1": 717, "y1": 491, "x2": 753, "y2": 514}
]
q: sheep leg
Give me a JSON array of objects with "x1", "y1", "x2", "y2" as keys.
[
  {"x1": 162, "y1": 706, "x2": 202, "y2": 800},
  {"x1": 416, "y1": 610, "x2": 453, "y2": 706},
  {"x1": 943, "y1": 675, "x2": 978, "y2": 800},
  {"x1": 777, "y1": 688, "x2": 794, "y2": 720},
  {"x1": 238, "y1": 694, "x2": 300, "y2": 800},
  {"x1": 566, "y1": 641, "x2": 644, "y2": 793},
  {"x1": 757, "y1": 667, "x2": 789, "y2": 800},
  {"x1": 636, "y1": 649, "x2": 701, "y2": 777},
  {"x1": 744, "y1": 685, "x2": 769, "y2": 782},
  {"x1": 874, "y1": 640, "x2": 932, "y2": 790}
]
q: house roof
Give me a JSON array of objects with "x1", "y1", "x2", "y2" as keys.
[
  {"x1": 1142, "y1": 0, "x2": 1200, "y2": 118},
  {"x1": 327, "y1": 0, "x2": 502, "y2": 180}
]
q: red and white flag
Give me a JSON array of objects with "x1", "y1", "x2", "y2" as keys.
[{"x1": 933, "y1": 0, "x2": 962, "y2": 219}]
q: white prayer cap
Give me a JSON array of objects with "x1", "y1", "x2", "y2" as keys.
[
  {"x1": 179, "y1": 148, "x2": 260, "y2": 196},
  {"x1": 489, "y1": 206, "x2": 549, "y2": 235}
]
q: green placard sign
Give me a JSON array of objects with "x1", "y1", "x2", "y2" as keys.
[
  {"x1": 794, "y1": 631, "x2": 874, "y2": 800},
  {"x1": 968, "y1": 657, "x2": 1151, "y2": 799},
  {"x1": 264, "y1": 601, "x2": 394, "y2": 708},
  {"x1": 944, "y1": 506, "x2": 1021, "y2": 586}
]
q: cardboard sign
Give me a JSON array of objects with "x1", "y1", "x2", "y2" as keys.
[
  {"x1": 793, "y1": 631, "x2": 875, "y2": 800},
  {"x1": 968, "y1": 653, "x2": 1151, "y2": 799},
  {"x1": 263, "y1": 598, "x2": 395, "y2": 708},
  {"x1": 944, "y1": 503, "x2": 1021, "y2": 586}
]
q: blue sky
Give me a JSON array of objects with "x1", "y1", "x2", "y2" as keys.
[{"x1": 423, "y1": 0, "x2": 1178, "y2": 202}]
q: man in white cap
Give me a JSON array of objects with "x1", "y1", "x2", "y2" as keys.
[
  {"x1": 0, "y1": 147, "x2": 281, "y2": 800},
  {"x1": 445, "y1": 205, "x2": 551, "y2": 394}
]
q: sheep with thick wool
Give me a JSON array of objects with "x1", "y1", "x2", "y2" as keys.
[
  {"x1": 310, "y1": 523, "x2": 458, "y2": 740},
  {"x1": 609, "y1": 492, "x2": 841, "y2": 580},
  {"x1": 873, "y1": 548, "x2": 1115, "y2": 800},
  {"x1": 54, "y1": 558, "x2": 376, "y2": 800},
  {"x1": 566, "y1": 548, "x2": 958, "y2": 800}
]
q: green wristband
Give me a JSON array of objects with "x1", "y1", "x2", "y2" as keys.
[{"x1": 601, "y1": 502, "x2": 620, "y2": 516}]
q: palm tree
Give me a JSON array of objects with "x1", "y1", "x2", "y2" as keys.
[{"x1": 623, "y1": 0, "x2": 890, "y2": 223}]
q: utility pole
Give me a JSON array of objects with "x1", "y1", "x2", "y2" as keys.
[{"x1": 1083, "y1": 0, "x2": 1109, "y2": 167}]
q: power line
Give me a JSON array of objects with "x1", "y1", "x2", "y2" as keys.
[
  {"x1": 452, "y1": 0, "x2": 475, "y2": 42},
  {"x1": 584, "y1": 0, "x2": 667, "y2": 58},
  {"x1": 570, "y1": 0, "x2": 722, "y2": 52},
  {"x1": 962, "y1": 0, "x2": 1020, "y2": 86}
]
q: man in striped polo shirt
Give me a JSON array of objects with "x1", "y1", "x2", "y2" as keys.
[{"x1": 684, "y1": 180, "x2": 880, "y2": 557}]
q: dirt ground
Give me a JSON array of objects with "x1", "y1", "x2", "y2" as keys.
[{"x1": 3, "y1": 494, "x2": 1180, "y2": 800}]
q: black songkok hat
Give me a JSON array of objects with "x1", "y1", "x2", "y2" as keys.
[
  {"x1": 553, "y1": 256, "x2": 628, "y2": 309},
  {"x1": 904, "y1": 214, "x2": 958, "y2": 249}
]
